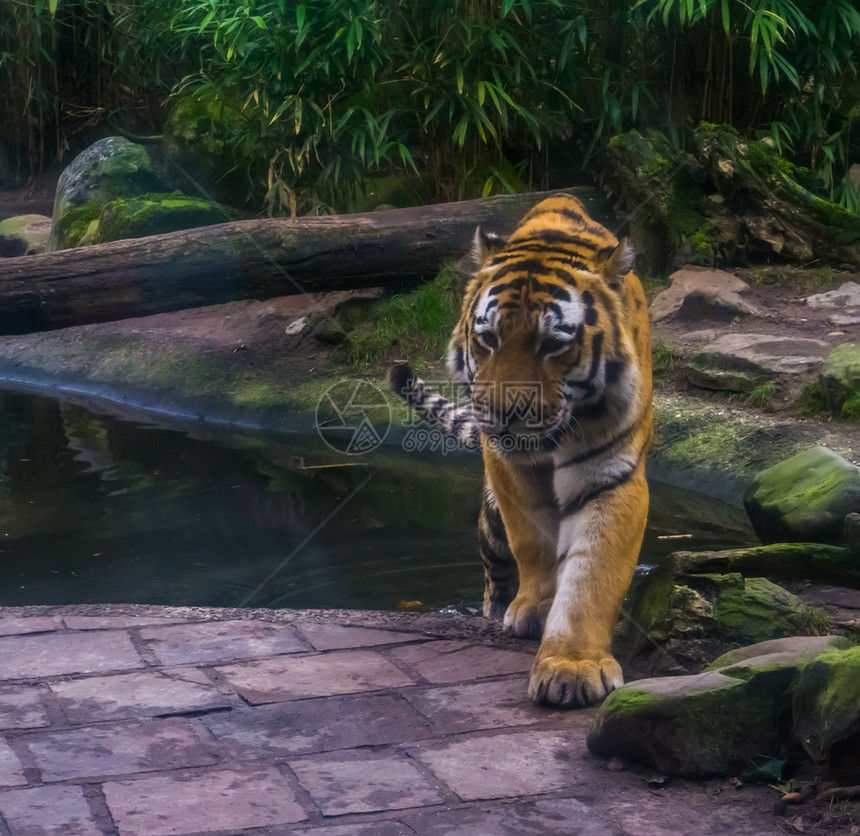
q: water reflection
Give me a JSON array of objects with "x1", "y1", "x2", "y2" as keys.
[{"x1": 0, "y1": 390, "x2": 754, "y2": 611}]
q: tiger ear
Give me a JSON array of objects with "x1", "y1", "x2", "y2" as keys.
[
  {"x1": 467, "y1": 226, "x2": 508, "y2": 270},
  {"x1": 599, "y1": 238, "x2": 636, "y2": 290}
]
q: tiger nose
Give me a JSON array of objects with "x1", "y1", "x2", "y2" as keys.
[{"x1": 499, "y1": 400, "x2": 535, "y2": 426}]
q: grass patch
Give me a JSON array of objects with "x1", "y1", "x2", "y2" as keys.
[
  {"x1": 841, "y1": 391, "x2": 860, "y2": 421},
  {"x1": 747, "y1": 380, "x2": 776, "y2": 409},
  {"x1": 792, "y1": 382, "x2": 828, "y2": 417},
  {"x1": 746, "y1": 265, "x2": 844, "y2": 293},
  {"x1": 347, "y1": 262, "x2": 465, "y2": 369},
  {"x1": 652, "y1": 339, "x2": 682, "y2": 383},
  {"x1": 800, "y1": 605, "x2": 833, "y2": 636},
  {"x1": 639, "y1": 274, "x2": 669, "y2": 300}
]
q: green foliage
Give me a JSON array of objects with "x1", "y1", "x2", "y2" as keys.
[
  {"x1": 0, "y1": 0, "x2": 185, "y2": 184},
  {"x1": 637, "y1": 0, "x2": 860, "y2": 207},
  {"x1": 2, "y1": 0, "x2": 858, "y2": 216},
  {"x1": 347, "y1": 264, "x2": 465, "y2": 367},
  {"x1": 168, "y1": 0, "x2": 585, "y2": 211}
]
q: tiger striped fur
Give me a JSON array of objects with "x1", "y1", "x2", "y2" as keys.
[{"x1": 388, "y1": 194, "x2": 653, "y2": 708}]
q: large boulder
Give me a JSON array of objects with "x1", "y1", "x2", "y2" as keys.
[
  {"x1": 684, "y1": 333, "x2": 830, "y2": 393},
  {"x1": 620, "y1": 564, "x2": 818, "y2": 675},
  {"x1": 589, "y1": 635, "x2": 852, "y2": 778},
  {"x1": 650, "y1": 266, "x2": 760, "y2": 323},
  {"x1": 49, "y1": 137, "x2": 161, "y2": 250},
  {"x1": 805, "y1": 282, "x2": 860, "y2": 326},
  {"x1": 0, "y1": 214, "x2": 52, "y2": 256},
  {"x1": 587, "y1": 669, "x2": 791, "y2": 778},
  {"x1": 744, "y1": 446, "x2": 860, "y2": 545},
  {"x1": 820, "y1": 342, "x2": 860, "y2": 413},
  {"x1": 792, "y1": 645, "x2": 860, "y2": 781}
]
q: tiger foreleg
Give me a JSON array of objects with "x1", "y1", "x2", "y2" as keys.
[
  {"x1": 529, "y1": 469, "x2": 648, "y2": 708},
  {"x1": 483, "y1": 448, "x2": 558, "y2": 640},
  {"x1": 478, "y1": 485, "x2": 519, "y2": 619}
]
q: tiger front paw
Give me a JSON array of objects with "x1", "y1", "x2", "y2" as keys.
[
  {"x1": 528, "y1": 653, "x2": 623, "y2": 709},
  {"x1": 503, "y1": 594, "x2": 553, "y2": 639}
]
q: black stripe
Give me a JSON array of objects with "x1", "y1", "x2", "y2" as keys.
[
  {"x1": 453, "y1": 345, "x2": 465, "y2": 372},
  {"x1": 483, "y1": 498, "x2": 508, "y2": 543},
  {"x1": 559, "y1": 464, "x2": 637, "y2": 518},
  {"x1": 558, "y1": 422, "x2": 637, "y2": 467},
  {"x1": 559, "y1": 442, "x2": 648, "y2": 520},
  {"x1": 586, "y1": 331, "x2": 604, "y2": 383},
  {"x1": 605, "y1": 360, "x2": 624, "y2": 385}
]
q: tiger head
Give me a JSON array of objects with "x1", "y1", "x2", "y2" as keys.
[{"x1": 448, "y1": 196, "x2": 642, "y2": 453}]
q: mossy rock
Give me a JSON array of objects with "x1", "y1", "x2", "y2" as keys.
[
  {"x1": 0, "y1": 214, "x2": 51, "y2": 256},
  {"x1": 705, "y1": 635, "x2": 850, "y2": 671},
  {"x1": 792, "y1": 645, "x2": 860, "y2": 781},
  {"x1": 743, "y1": 446, "x2": 860, "y2": 545},
  {"x1": 820, "y1": 342, "x2": 860, "y2": 415},
  {"x1": 621, "y1": 566, "x2": 821, "y2": 674},
  {"x1": 95, "y1": 193, "x2": 227, "y2": 244},
  {"x1": 587, "y1": 669, "x2": 792, "y2": 777},
  {"x1": 49, "y1": 137, "x2": 162, "y2": 250},
  {"x1": 710, "y1": 576, "x2": 811, "y2": 644},
  {"x1": 605, "y1": 129, "x2": 705, "y2": 274}
]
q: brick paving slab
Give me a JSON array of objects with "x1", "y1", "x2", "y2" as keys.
[
  {"x1": 216, "y1": 649, "x2": 416, "y2": 704},
  {"x1": 138, "y1": 620, "x2": 307, "y2": 666},
  {"x1": 25, "y1": 719, "x2": 219, "y2": 781},
  {"x1": 0, "y1": 617, "x2": 57, "y2": 637},
  {"x1": 62, "y1": 615, "x2": 190, "y2": 630},
  {"x1": 50, "y1": 669, "x2": 230, "y2": 724},
  {"x1": 398, "y1": 797, "x2": 611, "y2": 836},
  {"x1": 0, "y1": 739, "x2": 26, "y2": 788},
  {"x1": 102, "y1": 766, "x2": 307, "y2": 835},
  {"x1": 0, "y1": 686, "x2": 50, "y2": 730},
  {"x1": 292, "y1": 823, "x2": 413, "y2": 836},
  {"x1": 202, "y1": 692, "x2": 433, "y2": 758},
  {"x1": 389, "y1": 642, "x2": 534, "y2": 684},
  {"x1": 0, "y1": 604, "x2": 785, "y2": 835},
  {"x1": 403, "y1": 677, "x2": 554, "y2": 733},
  {"x1": 288, "y1": 749, "x2": 449, "y2": 815},
  {"x1": 0, "y1": 784, "x2": 103, "y2": 836},
  {"x1": 292, "y1": 621, "x2": 423, "y2": 651},
  {"x1": 0, "y1": 631, "x2": 142, "y2": 680},
  {"x1": 408, "y1": 729, "x2": 589, "y2": 800}
]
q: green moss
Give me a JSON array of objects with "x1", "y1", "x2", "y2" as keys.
[
  {"x1": 347, "y1": 263, "x2": 465, "y2": 367},
  {"x1": 712, "y1": 577, "x2": 809, "y2": 643},
  {"x1": 96, "y1": 193, "x2": 226, "y2": 243},
  {"x1": 57, "y1": 204, "x2": 103, "y2": 248},
  {"x1": 599, "y1": 688, "x2": 657, "y2": 716}
]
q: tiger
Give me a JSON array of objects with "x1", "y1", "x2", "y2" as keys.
[{"x1": 387, "y1": 194, "x2": 653, "y2": 708}]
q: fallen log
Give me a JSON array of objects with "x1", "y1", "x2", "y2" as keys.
[
  {"x1": 0, "y1": 186, "x2": 610, "y2": 335},
  {"x1": 673, "y1": 543, "x2": 860, "y2": 589}
]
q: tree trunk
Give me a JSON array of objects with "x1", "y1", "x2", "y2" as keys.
[{"x1": 0, "y1": 187, "x2": 610, "y2": 335}]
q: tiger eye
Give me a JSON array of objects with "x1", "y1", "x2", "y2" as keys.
[{"x1": 475, "y1": 332, "x2": 499, "y2": 351}]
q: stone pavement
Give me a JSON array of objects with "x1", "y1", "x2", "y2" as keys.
[{"x1": 0, "y1": 605, "x2": 783, "y2": 835}]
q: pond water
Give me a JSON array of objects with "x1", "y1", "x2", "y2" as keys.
[{"x1": 0, "y1": 389, "x2": 755, "y2": 612}]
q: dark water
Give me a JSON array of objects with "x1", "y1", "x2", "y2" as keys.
[{"x1": 0, "y1": 390, "x2": 754, "y2": 612}]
